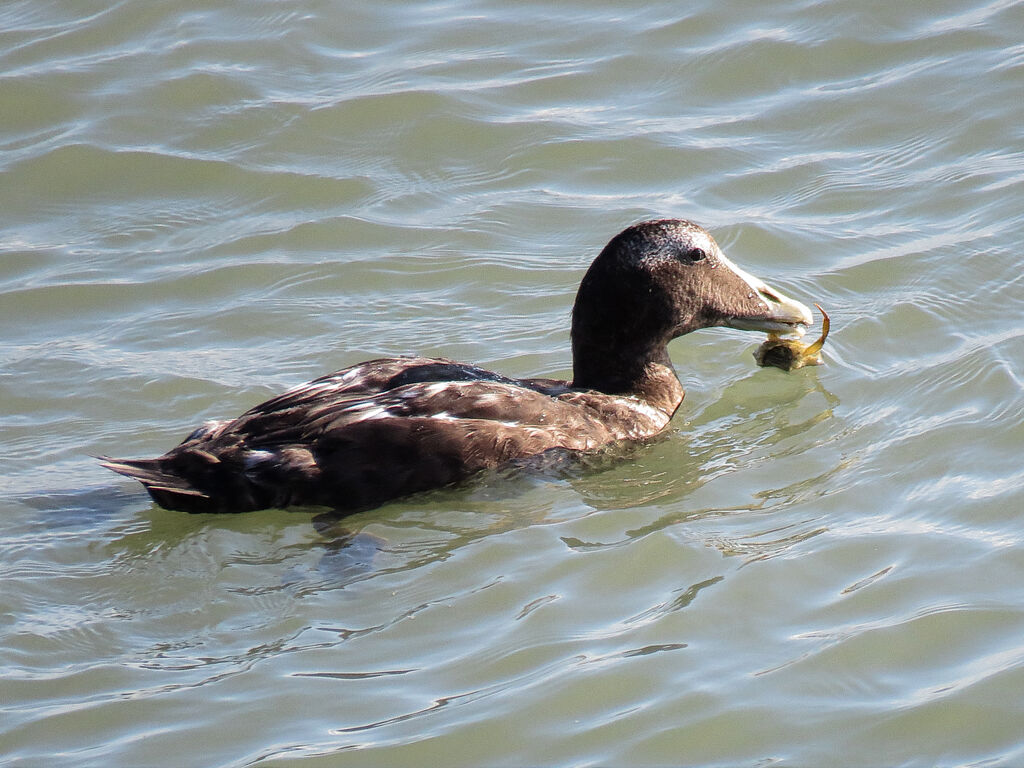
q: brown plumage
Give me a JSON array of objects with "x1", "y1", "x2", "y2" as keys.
[{"x1": 101, "y1": 219, "x2": 814, "y2": 514}]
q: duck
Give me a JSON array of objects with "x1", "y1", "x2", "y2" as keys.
[{"x1": 101, "y1": 219, "x2": 813, "y2": 514}]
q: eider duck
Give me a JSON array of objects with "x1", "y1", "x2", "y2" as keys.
[{"x1": 101, "y1": 219, "x2": 813, "y2": 514}]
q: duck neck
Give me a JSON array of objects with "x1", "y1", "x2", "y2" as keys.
[
  {"x1": 571, "y1": 338, "x2": 685, "y2": 418},
  {"x1": 569, "y1": 251, "x2": 688, "y2": 418}
]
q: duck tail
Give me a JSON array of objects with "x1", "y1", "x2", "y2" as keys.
[{"x1": 98, "y1": 455, "x2": 213, "y2": 512}]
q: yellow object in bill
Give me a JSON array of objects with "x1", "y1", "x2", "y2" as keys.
[{"x1": 754, "y1": 304, "x2": 830, "y2": 371}]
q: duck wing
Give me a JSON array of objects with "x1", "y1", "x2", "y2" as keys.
[
  {"x1": 101, "y1": 359, "x2": 669, "y2": 514},
  {"x1": 247, "y1": 356, "x2": 525, "y2": 416}
]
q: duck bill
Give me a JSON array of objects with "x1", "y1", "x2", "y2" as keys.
[{"x1": 718, "y1": 255, "x2": 814, "y2": 337}]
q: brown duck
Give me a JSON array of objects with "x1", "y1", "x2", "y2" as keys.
[{"x1": 101, "y1": 219, "x2": 813, "y2": 514}]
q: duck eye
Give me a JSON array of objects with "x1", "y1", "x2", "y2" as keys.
[{"x1": 688, "y1": 248, "x2": 707, "y2": 262}]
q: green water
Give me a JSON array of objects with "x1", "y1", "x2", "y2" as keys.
[{"x1": 2, "y1": 0, "x2": 1023, "y2": 765}]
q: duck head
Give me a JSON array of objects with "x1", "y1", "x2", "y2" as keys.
[{"x1": 571, "y1": 219, "x2": 813, "y2": 394}]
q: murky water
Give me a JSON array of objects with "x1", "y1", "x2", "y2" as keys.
[{"x1": 2, "y1": 0, "x2": 1023, "y2": 765}]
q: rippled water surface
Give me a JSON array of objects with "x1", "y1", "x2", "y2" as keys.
[{"x1": 2, "y1": 0, "x2": 1023, "y2": 765}]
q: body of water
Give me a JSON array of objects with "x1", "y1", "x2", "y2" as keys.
[{"x1": 2, "y1": 0, "x2": 1023, "y2": 765}]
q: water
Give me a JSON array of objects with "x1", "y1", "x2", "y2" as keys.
[{"x1": 2, "y1": 0, "x2": 1023, "y2": 765}]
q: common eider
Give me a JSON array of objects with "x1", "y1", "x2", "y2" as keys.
[{"x1": 101, "y1": 219, "x2": 813, "y2": 514}]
